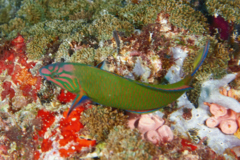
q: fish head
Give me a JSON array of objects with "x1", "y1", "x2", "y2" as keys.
[{"x1": 39, "y1": 63, "x2": 79, "y2": 92}]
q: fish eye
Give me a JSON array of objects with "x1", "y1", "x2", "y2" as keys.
[
  {"x1": 51, "y1": 73, "x2": 59, "y2": 78},
  {"x1": 53, "y1": 74, "x2": 59, "y2": 78}
]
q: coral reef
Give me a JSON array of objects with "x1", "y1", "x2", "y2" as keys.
[
  {"x1": 0, "y1": 35, "x2": 42, "y2": 109},
  {"x1": 183, "y1": 38, "x2": 231, "y2": 104},
  {"x1": 101, "y1": 125, "x2": 159, "y2": 160},
  {"x1": 1, "y1": 0, "x2": 240, "y2": 159},
  {"x1": 206, "y1": 0, "x2": 240, "y2": 23},
  {"x1": 80, "y1": 105, "x2": 128, "y2": 142}
]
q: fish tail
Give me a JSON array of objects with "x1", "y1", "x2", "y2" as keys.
[{"x1": 191, "y1": 40, "x2": 210, "y2": 76}]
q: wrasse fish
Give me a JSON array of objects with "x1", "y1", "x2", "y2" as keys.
[{"x1": 39, "y1": 41, "x2": 210, "y2": 117}]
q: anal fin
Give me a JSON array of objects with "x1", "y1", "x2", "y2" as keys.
[{"x1": 67, "y1": 90, "x2": 90, "y2": 117}]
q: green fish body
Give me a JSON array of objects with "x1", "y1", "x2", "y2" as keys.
[{"x1": 39, "y1": 41, "x2": 210, "y2": 116}]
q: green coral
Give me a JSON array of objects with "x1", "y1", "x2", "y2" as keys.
[
  {"x1": 206, "y1": 0, "x2": 240, "y2": 23},
  {"x1": 69, "y1": 47, "x2": 95, "y2": 65},
  {"x1": 80, "y1": 105, "x2": 128, "y2": 142},
  {"x1": 118, "y1": 4, "x2": 158, "y2": 28},
  {"x1": 183, "y1": 37, "x2": 231, "y2": 104},
  {"x1": 0, "y1": 0, "x2": 22, "y2": 24},
  {"x1": 20, "y1": 19, "x2": 85, "y2": 59},
  {"x1": 82, "y1": 14, "x2": 134, "y2": 41},
  {"x1": 146, "y1": 0, "x2": 209, "y2": 35},
  {"x1": 169, "y1": 4, "x2": 209, "y2": 34},
  {"x1": 101, "y1": 125, "x2": 159, "y2": 160}
]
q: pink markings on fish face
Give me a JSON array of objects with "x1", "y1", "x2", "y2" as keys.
[
  {"x1": 56, "y1": 77, "x2": 74, "y2": 89},
  {"x1": 47, "y1": 77, "x2": 65, "y2": 89},
  {"x1": 48, "y1": 66, "x2": 53, "y2": 70},
  {"x1": 41, "y1": 68, "x2": 52, "y2": 75},
  {"x1": 63, "y1": 64, "x2": 75, "y2": 72},
  {"x1": 59, "y1": 73, "x2": 75, "y2": 79},
  {"x1": 57, "y1": 67, "x2": 63, "y2": 73},
  {"x1": 53, "y1": 65, "x2": 58, "y2": 72}
]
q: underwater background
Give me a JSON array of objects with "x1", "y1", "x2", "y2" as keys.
[{"x1": 0, "y1": 0, "x2": 240, "y2": 159}]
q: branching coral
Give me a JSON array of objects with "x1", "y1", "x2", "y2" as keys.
[
  {"x1": 206, "y1": 0, "x2": 240, "y2": 24},
  {"x1": 118, "y1": 3, "x2": 158, "y2": 29},
  {"x1": 169, "y1": 4, "x2": 209, "y2": 34},
  {"x1": 101, "y1": 125, "x2": 159, "y2": 160},
  {"x1": 147, "y1": 0, "x2": 209, "y2": 35},
  {"x1": 69, "y1": 47, "x2": 96, "y2": 65},
  {"x1": 82, "y1": 14, "x2": 134, "y2": 41},
  {"x1": 80, "y1": 105, "x2": 128, "y2": 142}
]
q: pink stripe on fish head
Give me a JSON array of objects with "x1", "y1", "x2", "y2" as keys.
[
  {"x1": 49, "y1": 78, "x2": 65, "y2": 89},
  {"x1": 56, "y1": 77, "x2": 74, "y2": 89},
  {"x1": 48, "y1": 66, "x2": 53, "y2": 70},
  {"x1": 41, "y1": 68, "x2": 52, "y2": 75},
  {"x1": 63, "y1": 64, "x2": 75, "y2": 72},
  {"x1": 53, "y1": 65, "x2": 58, "y2": 72},
  {"x1": 58, "y1": 67, "x2": 63, "y2": 73},
  {"x1": 59, "y1": 73, "x2": 75, "y2": 79}
]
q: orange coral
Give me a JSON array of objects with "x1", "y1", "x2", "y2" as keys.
[{"x1": 34, "y1": 107, "x2": 96, "y2": 159}]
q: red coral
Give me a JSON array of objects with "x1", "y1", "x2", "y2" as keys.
[
  {"x1": 57, "y1": 89, "x2": 77, "y2": 104},
  {"x1": 59, "y1": 107, "x2": 96, "y2": 157},
  {"x1": 41, "y1": 138, "x2": 53, "y2": 152},
  {"x1": 1, "y1": 81, "x2": 15, "y2": 100},
  {"x1": 34, "y1": 151, "x2": 40, "y2": 160},
  {"x1": 0, "y1": 35, "x2": 42, "y2": 102},
  {"x1": 181, "y1": 139, "x2": 197, "y2": 151},
  {"x1": 36, "y1": 110, "x2": 56, "y2": 137},
  {"x1": 34, "y1": 107, "x2": 96, "y2": 158}
]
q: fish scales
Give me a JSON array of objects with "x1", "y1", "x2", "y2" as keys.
[{"x1": 73, "y1": 65, "x2": 184, "y2": 110}]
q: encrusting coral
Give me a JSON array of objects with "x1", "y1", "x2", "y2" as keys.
[
  {"x1": 80, "y1": 105, "x2": 128, "y2": 142},
  {"x1": 101, "y1": 125, "x2": 160, "y2": 160}
]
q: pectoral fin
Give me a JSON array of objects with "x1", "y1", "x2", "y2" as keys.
[{"x1": 67, "y1": 90, "x2": 90, "y2": 117}]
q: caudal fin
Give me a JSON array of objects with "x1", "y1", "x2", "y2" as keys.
[{"x1": 191, "y1": 40, "x2": 210, "y2": 76}]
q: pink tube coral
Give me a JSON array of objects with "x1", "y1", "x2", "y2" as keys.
[
  {"x1": 206, "y1": 117, "x2": 219, "y2": 128},
  {"x1": 144, "y1": 130, "x2": 160, "y2": 144},
  {"x1": 219, "y1": 119, "x2": 238, "y2": 134},
  {"x1": 205, "y1": 102, "x2": 239, "y2": 135},
  {"x1": 138, "y1": 115, "x2": 156, "y2": 133},
  {"x1": 157, "y1": 125, "x2": 174, "y2": 143},
  {"x1": 204, "y1": 102, "x2": 227, "y2": 117},
  {"x1": 127, "y1": 113, "x2": 173, "y2": 144}
]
